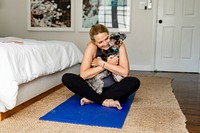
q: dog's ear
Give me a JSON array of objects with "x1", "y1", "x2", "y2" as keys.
[
  {"x1": 119, "y1": 33, "x2": 126, "y2": 41},
  {"x1": 110, "y1": 32, "x2": 127, "y2": 42}
]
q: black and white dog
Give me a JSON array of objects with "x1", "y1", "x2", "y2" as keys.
[{"x1": 87, "y1": 33, "x2": 126, "y2": 94}]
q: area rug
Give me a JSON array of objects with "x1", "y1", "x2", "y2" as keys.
[
  {"x1": 39, "y1": 93, "x2": 135, "y2": 128},
  {"x1": 0, "y1": 76, "x2": 188, "y2": 133}
]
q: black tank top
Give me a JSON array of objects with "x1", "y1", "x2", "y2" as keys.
[{"x1": 96, "y1": 48, "x2": 115, "y2": 87}]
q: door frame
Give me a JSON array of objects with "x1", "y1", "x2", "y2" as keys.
[
  {"x1": 199, "y1": 52, "x2": 200, "y2": 73},
  {"x1": 152, "y1": 0, "x2": 158, "y2": 71}
]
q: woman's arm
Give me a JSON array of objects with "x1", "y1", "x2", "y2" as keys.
[{"x1": 80, "y1": 42, "x2": 105, "y2": 80}]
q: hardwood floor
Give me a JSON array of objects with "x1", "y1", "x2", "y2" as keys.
[{"x1": 132, "y1": 71, "x2": 200, "y2": 133}]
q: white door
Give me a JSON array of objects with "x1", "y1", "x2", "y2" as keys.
[{"x1": 155, "y1": 0, "x2": 200, "y2": 72}]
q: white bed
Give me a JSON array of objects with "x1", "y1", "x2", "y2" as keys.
[{"x1": 0, "y1": 37, "x2": 83, "y2": 120}]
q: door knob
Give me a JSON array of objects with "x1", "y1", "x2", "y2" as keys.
[{"x1": 158, "y1": 20, "x2": 163, "y2": 24}]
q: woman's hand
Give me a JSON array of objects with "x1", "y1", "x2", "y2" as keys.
[
  {"x1": 91, "y1": 55, "x2": 119, "y2": 68},
  {"x1": 91, "y1": 57, "x2": 104, "y2": 67},
  {"x1": 107, "y1": 55, "x2": 119, "y2": 65}
]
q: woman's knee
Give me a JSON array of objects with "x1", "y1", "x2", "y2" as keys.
[
  {"x1": 128, "y1": 77, "x2": 140, "y2": 90},
  {"x1": 133, "y1": 77, "x2": 140, "y2": 86},
  {"x1": 134, "y1": 77, "x2": 140, "y2": 90},
  {"x1": 62, "y1": 73, "x2": 76, "y2": 84}
]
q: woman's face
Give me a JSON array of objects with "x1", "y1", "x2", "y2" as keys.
[{"x1": 93, "y1": 32, "x2": 110, "y2": 50}]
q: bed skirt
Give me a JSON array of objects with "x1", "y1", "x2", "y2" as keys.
[{"x1": 0, "y1": 64, "x2": 80, "y2": 120}]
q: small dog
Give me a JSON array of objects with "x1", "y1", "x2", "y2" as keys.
[{"x1": 87, "y1": 32, "x2": 126, "y2": 94}]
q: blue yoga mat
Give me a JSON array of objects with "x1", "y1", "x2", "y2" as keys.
[{"x1": 39, "y1": 93, "x2": 135, "y2": 128}]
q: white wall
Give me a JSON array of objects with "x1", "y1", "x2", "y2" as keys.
[{"x1": 0, "y1": 0, "x2": 157, "y2": 71}]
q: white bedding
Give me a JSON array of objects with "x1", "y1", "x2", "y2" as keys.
[{"x1": 0, "y1": 37, "x2": 83, "y2": 111}]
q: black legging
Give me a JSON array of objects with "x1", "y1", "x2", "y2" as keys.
[{"x1": 62, "y1": 73, "x2": 140, "y2": 105}]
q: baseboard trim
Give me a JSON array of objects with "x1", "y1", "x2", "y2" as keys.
[{"x1": 130, "y1": 65, "x2": 154, "y2": 71}]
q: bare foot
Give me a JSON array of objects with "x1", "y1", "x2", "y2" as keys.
[
  {"x1": 102, "y1": 99, "x2": 122, "y2": 110},
  {"x1": 80, "y1": 97, "x2": 94, "y2": 106}
]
